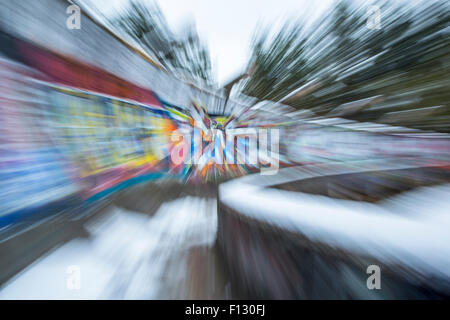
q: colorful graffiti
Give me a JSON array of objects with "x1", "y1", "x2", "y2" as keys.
[{"x1": 0, "y1": 33, "x2": 182, "y2": 227}]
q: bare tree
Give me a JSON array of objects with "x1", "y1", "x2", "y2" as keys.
[{"x1": 114, "y1": 0, "x2": 213, "y2": 86}]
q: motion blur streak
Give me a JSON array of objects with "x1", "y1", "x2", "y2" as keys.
[{"x1": 0, "y1": 0, "x2": 449, "y2": 299}]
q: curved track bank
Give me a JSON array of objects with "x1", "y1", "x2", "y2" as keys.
[{"x1": 217, "y1": 159, "x2": 450, "y2": 299}]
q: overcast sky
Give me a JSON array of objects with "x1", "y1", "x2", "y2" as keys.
[{"x1": 83, "y1": 0, "x2": 334, "y2": 85}]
